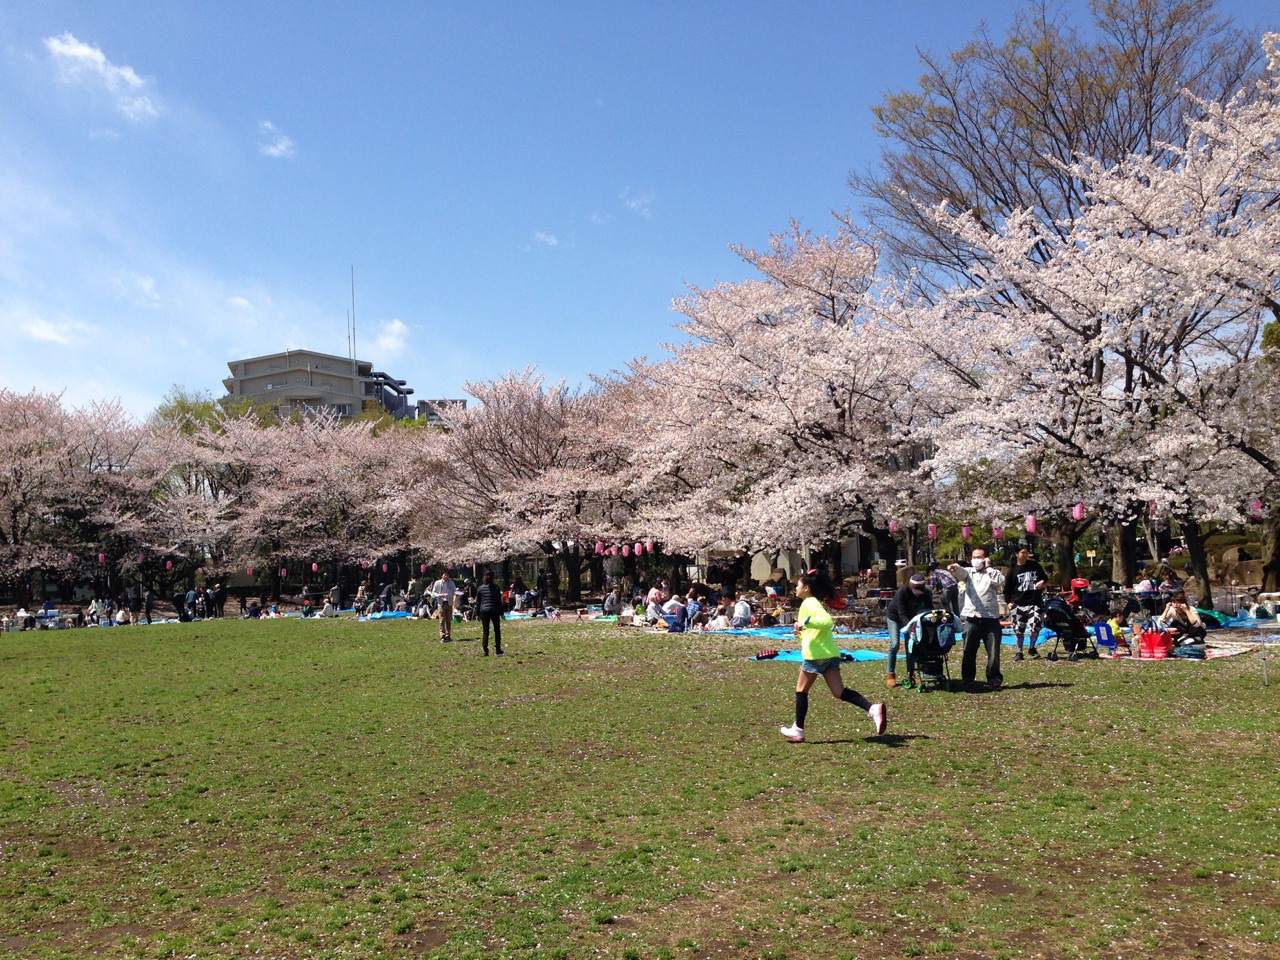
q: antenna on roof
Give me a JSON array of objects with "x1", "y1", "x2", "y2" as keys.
[{"x1": 350, "y1": 265, "x2": 357, "y2": 361}]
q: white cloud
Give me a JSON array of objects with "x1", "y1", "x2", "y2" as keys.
[
  {"x1": 12, "y1": 308, "x2": 97, "y2": 346},
  {"x1": 258, "y1": 120, "x2": 296, "y2": 159},
  {"x1": 110, "y1": 272, "x2": 161, "y2": 307},
  {"x1": 534, "y1": 231, "x2": 559, "y2": 247},
  {"x1": 44, "y1": 33, "x2": 159, "y2": 121},
  {"x1": 620, "y1": 187, "x2": 656, "y2": 218},
  {"x1": 374, "y1": 318, "x2": 409, "y2": 355},
  {"x1": 227, "y1": 295, "x2": 252, "y2": 309}
]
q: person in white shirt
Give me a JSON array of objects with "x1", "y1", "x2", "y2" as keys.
[
  {"x1": 950, "y1": 548, "x2": 1007, "y2": 689},
  {"x1": 730, "y1": 595, "x2": 752, "y2": 629},
  {"x1": 430, "y1": 571, "x2": 457, "y2": 642}
]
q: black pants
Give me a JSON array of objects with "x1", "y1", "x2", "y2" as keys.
[{"x1": 480, "y1": 611, "x2": 502, "y2": 652}]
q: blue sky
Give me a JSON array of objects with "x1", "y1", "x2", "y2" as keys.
[{"x1": 2, "y1": 1, "x2": 1275, "y2": 419}]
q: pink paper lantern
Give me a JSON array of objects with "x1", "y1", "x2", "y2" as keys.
[
  {"x1": 634, "y1": 541, "x2": 643, "y2": 555},
  {"x1": 98, "y1": 553, "x2": 105, "y2": 564},
  {"x1": 961, "y1": 524, "x2": 971, "y2": 540},
  {"x1": 246, "y1": 566, "x2": 253, "y2": 576},
  {"x1": 420, "y1": 564, "x2": 427, "y2": 573},
  {"x1": 361, "y1": 560, "x2": 368, "y2": 569},
  {"x1": 166, "y1": 560, "x2": 172, "y2": 570},
  {"x1": 610, "y1": 546, "x2": 618, "y2": 556},
  {"x1": 280, "y1": 567, "x2": 287, "y2": 578},
  {"x1": 1149, "y1": 500, "x2": 1158, "y2": 519},
  {"x1": 1249, "y1": 498, "x2": 1263, "y2": 518},
  {"x1": 1025, "y1": 514, "x2": 1037, "y2": 535},
  {"x1": 197, "y1": 567, "x2": 203, "y2": 575},
  {"x1": 622, "y1": 544, "x2": 630, "y2": 556},
  {"x1": 645, "y1": 539, "x2": 654, "y2": 553},
  {"x1": 1072, "y1": 502, "x2": 1085, "y2": 522},
  {"x1": 595, "y1": 540, "x2": 604, "y2": 555},
  {"x1": 888, "y1": 519, "x2": 898, "y2": 534},
  {"x1": 382, "y1": 563, "x2": 388, "y2": 572},
  {"x1": 137, "y1": 553, "x2": 144, "y2": 563},
  {"x1": 927, "y1": 523, "x2": 937, "y2": 540},
  {"x1": 992, "y1": 524, "x2": 1003, "y2": 540}
]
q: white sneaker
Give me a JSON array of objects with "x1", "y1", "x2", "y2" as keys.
[
  {"x1": 869, "y1": 703, "x2": 887, "y2": 736},
  {"x1": 779, "y1": 723, "x2": 805, "y2": 742}
]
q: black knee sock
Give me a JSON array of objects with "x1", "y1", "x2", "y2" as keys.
[
  {"x1": 794, "y1": 691, "x2": 809, "y2": 728},
  {"x1": 840, "y1": 688, "x2": 872, "y2": 711}
]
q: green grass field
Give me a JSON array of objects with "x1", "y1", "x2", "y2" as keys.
[{"x1": 1, "y1": 617, "x2": 1277, "y2": 959}]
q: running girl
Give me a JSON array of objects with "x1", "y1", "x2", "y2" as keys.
[{"x1": 780, "y1": 570, "x2": 887, "y2": 742}]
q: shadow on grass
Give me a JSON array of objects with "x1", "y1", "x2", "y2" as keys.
[{"x1": 806, "y1": 732, "x2": 927, "y2": 747}]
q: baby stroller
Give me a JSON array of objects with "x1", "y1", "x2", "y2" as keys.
[
  {"x1": 903, "y1": 609, "x2": 961, "y2": 692},
  {"x1": 1042, "y1": 595, "x2": 1094, "y2": 661}
]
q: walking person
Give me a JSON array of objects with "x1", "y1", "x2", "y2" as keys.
[
  {"x1": 475, "y1": 571, "x2": 505, "y2": 656},
  {"x1": 430, "y1": 570, "x2": 457, "y2": 642},
  {"x1": 951, "y1": 548, "x2": 1007, "y2": 690},
  {"x1": 1003, "y1": 546, "x2": 1048, "y2": 661},
  {"x1": 884, "y1": 573, "x2": 933, "y2": 687},
  {"x1": 780, "y1": 569, "x2": 887, "y2": 742}
]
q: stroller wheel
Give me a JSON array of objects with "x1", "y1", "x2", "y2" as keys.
[
  {"x1": 1068, "y1": 652, "x2": 1080, "y2": 662},
  {"x1": 1046, "y1": 652, "x2": 1059, "y2": 662}
]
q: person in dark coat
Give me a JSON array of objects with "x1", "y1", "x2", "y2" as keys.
[
  {"x1": 474, "y1": 571, "x2": 505, "y2": 656},
  {"x1": 884, "y1": 574, "x2": 933, "y2": 687}
]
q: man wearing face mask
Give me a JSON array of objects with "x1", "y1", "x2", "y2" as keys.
[
  {"x1": 949, "y1": 548, "x2": 1007, "y2": 690},
  {"x1": 884, "y1": 573, "x2": 933, "y2": 687}
]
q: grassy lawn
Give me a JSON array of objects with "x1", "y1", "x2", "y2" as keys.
[{"x1": 1, "y1": 617, "x2": 1277, "y2": 959}]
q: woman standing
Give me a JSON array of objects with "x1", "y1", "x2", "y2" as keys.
[
  {"x1": 780, "y1": 570, "x2": 887, "y2": 742},
  {"x1": 475, "y1": 571, "x2": 505, "y2": 656}
]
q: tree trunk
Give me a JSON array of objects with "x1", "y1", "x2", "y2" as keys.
[
  {"x1": 1048, "y1": 529, "x2": 1075, "y2": 587},
  {"x1": 874, "y1": 528, "x2": 900, "y2": 588},
  {"x1": 1108, "y1": 517, "x2": 1140, "y2": 585},
  {"x1": 668, "y1": 554, "x2": 689, "y2": 594},
  {"x1": 560, "y1": 545, "x2": 582, "y2": 603},
  {"x1": 544, "y1": 552, "x2": 562, "y2": 602},
  {"x1": 1262, "y1": 509, "x2": 1280, "y2": 593},
  {"x1": 1178, "y1": 515, "x2": 1215, "y2": 610}
]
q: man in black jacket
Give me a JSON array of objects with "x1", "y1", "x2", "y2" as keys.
[
  {"x1": 474, "y1": 571, "x2": 505, "y2": 656},
  {"x1": 1004, "y1": 547, "x2": 1049, "y2": 661},
  {"x1": 885, "y1": 573, "x2": 933, "y2": 687}
]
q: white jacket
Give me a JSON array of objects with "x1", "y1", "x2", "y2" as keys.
[{"x1": 953, "y1": 564, "x2": 1005, "y2": 619}]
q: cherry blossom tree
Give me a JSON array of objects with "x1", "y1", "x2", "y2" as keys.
[
  {"x1": 889, "y1": 32, "x2": 1280, "y2": 593},
  {"x1": 617, "y1": 218, "x2": 927, "y2": 581}
]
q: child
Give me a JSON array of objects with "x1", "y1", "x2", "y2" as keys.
[{"x1": 780, "y1": 570, "x2": 887, "y2": 742}]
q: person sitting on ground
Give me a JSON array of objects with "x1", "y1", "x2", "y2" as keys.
[
  {"x1": 319, "y1": 599, "x2": 337, "y2": 618},
  {"x1": 686, "y1": 590, "x2": 708, "y2": 627},
  {"x1": 730, "y1": 594, "x2": 753, "y2": 629},
  {"x1": 245, "y1": 599, "x2": 261, "y2": 619},
  {"x1": 644, "y1": 593, "x2": 664, "y2": 625},
  {"x1": 1107, "y1": 609, "x2": 1131, "y2": 639},
  {"x1": 300, "y1": 597, "x2": 315, "y2": 618},
  {"x1": 665, "y1": 595, "x2": 688, "y2": 633},
  {"x1": 1159, "y1": 590, "x2": 1206, "y2": 645},
  {"x1": 14, "y1": 607, "x2": 35, "y2": 630},
  {"x1": 113, "y1": 605, "x2": 131, "y2": 625},
  {"x1": 602, "y1": 586, "x2": 620, "y2": 616}
]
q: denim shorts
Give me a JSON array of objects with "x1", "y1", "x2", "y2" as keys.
[{"x1": 800, "y1": 656, "x2": 843, "y2": 674}]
